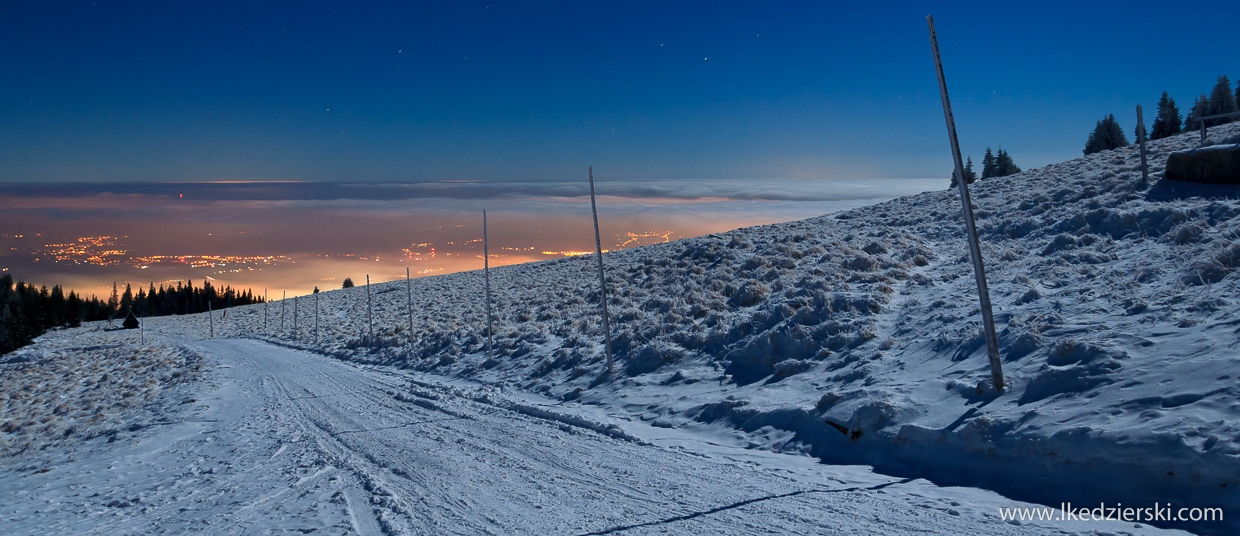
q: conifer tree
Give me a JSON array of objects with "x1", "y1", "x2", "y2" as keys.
[
  {"x1": 1205, "y1": 75, "x2": 1237, "y2": 126},
  {"x1": 994, "y1": 149, "x2": 1021, "y2": 176},
  {"x1": 120, "y1": 283, "x2": 133, "y2": 316},
  {"x1": 980, "y1": 147, "x2": 997, "y2": 179},
  {"x1": 1083, "y1": 114, "x2": 1129, "y2": 155},
  {"x1": 108, "y1": 282, "x2": 119, "y2": 318},
  {"x1": 342, "y1": 277, "x2": 355, "y2": 289},
  {"x1": 49, "y1": 285, "x2": 66, "y2": 327},
  {"x1": 1150, "y1": 91, "x2": 1182, "y2": 140},
  {"x1": 1184, "y1": 94, "x2": 1209, "y2": 132},
  {"x1": 950, "y1": 156, "x2": 978, "y2": 188}
]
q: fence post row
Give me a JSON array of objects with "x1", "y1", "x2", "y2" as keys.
[
  {"x1": 927, "y1": 15, "x2": 1004, "y2": 392},
  {"x1": 483, "y1": 210, "x2": 494, "y2": 362},
  {"x1": 588, "y1": 166, "x2": 615, "y2": 374}
]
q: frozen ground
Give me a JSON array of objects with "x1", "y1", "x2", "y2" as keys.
[
  {"x1": 3, "y1": 124, "x2": 1239, "y2": 534},
  {"x1": 0, "y1": 339, "x2": 1186, "y2": 535}
]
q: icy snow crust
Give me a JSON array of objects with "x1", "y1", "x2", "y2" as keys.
[{"x1": 5, "y1": 124, "x2": 1239, "y2": 533}]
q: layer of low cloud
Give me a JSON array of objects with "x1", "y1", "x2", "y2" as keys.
[
  {"x1": 2, "y1": 178, "x2": 939, "y2": 203},
  {"x1": 0, "y1": 179, "x2": 940, "y2": 296}
]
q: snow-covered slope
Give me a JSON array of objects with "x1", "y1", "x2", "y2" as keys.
[
  {"x1": 4, "y1": 338, "x2": 1189, "y2": 535},
  {"x1": 8, "y1": 123, "x2": 1239, "y2": 533}
]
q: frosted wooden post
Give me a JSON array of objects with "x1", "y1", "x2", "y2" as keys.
[
  {"x1": 314, "y1": 292, "x2": 319, "y2": 343},
  {"x1": 139, "y1": 312, "x2": 144, "y2": 346},
  {"x1": 208, "y1": 301, "x2": 214, "y2": 338},
  {"x1": 1195, "y1": 112, "x2": 1240, "y2": 147},
  {"x1": 406, "y1": 267, "x2": 414, "y2": 349},
  {"x1": 928, "y1": 15, "x2": 1004, "y2": 391},
  {"x1": 1137, "y1": 105, "x2": 1148, "y2": 183},
  {"x1": 366, "y1": 274, "x2": 374, "y2": 346},
  {"x1": 294, "y1": 295, "x2": 299, "y2": 340},
  {"x1": 263, "y1": 289, "x2": 268, "y2": 333},
  {"x1": 588, "y1": 166, "x2": 615, "y2": 374},
  {"x1": 280, "y1": 290, "x2": 286, "y2": 334},
  {"x1": 483, "y1": 210, "x2": 494, "y2": 361}
]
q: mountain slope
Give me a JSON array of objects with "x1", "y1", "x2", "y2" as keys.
[
  {"x1": 14, "y1": 122, "x2": 1239, "y2": 533},
  {"x1": 280, "y1": 121, "x2": 1238, "y2": 532}
]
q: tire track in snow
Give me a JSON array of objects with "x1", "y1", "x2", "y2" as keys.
[{"x1": 174, "y1": 338, "x2": 1183, "y2": 536}]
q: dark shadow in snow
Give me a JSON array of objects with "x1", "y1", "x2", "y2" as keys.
[
  {"x1": 941, "y1": 407, "x2": 980, "y2": 433},
  {"x1": 573, "y1": 478, "x2": 915, "y2": 536},
  {"x1": 1145, "y1": 178, "x2": 1240, "y2": 201}
]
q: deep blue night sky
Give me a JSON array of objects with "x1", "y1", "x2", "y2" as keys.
[{"x1": 2, "y1": 1, "x2": 1237, "y2": 183}]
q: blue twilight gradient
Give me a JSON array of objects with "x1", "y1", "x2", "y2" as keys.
[{"x1": 1, "y1": 1, "x2": 1236, "y2": 183}]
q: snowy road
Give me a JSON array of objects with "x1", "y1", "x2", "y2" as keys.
[{"x1": 1, "y1": 339, "x2": 1185, "y2": 535}]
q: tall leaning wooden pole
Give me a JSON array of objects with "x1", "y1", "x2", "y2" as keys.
[
  {"x1": 588, "y1": 167, "x2": 614, "y2": 374},
  {"x1": 928, "y1": 15, "x2": 1004, "y2": 391},
  {"x1": 1136, "y1": 104, "x2": 1149, "y2": 184},
  {"x1": 483, "y1": 210, "x2": 494, "y2": 361},
  {"x1": 366, "y1": 274, "x2": 374, "y2": 346}
]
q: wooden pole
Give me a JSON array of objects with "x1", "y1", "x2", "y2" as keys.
[
  {"x1": 208, "y1": 301, "x2": 214, "y2": 338},
  {"x1": 139, "y1": 312, "x2": 144, "y2": 346},
  {"x1": 588, "y1": 166, "x2": 614, "y2": 374},
  {"x1": 281, "y1": 290, "x2": 286, "y2": 334},
  {"x1": 928, "y1": 15, "x2": 1004, "y2": 392},
  {"x1": 483, "y1": 210, "x2": 494, "y2": 361},
  {"x1": 406, "y1": 267, "x2": 414, "y2": 349},
  {"x1": 1137, "y1": 104, "x2": 1148, "y2": 184},
  {"x1": 264, "y1": 288, "x2": 268, "y2": 333},
  {"x1": 366, "y1": 274, "x2": 374, "y2": 346},
  {"x1": 294, "y1": 295, "x2": 299, "y2": 340},
  {"x1": 315, "y1": 291, "x2": 319, "y2": 343}
]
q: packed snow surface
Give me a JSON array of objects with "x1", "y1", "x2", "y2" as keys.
[
  {"x1": 0, "y1": 339, "x2": 1189, "y2": 534},
  {"x1": 4, "y1": 124, "x2": 1240, "y2": 534}
]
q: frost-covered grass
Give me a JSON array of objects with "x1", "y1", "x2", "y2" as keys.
[
  {"x1": 0, "y1": 326, "x2": 202, "y2": 457},
  {"x1": 25, "y1": 122, "x2": 1240, "y2": 531}
]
